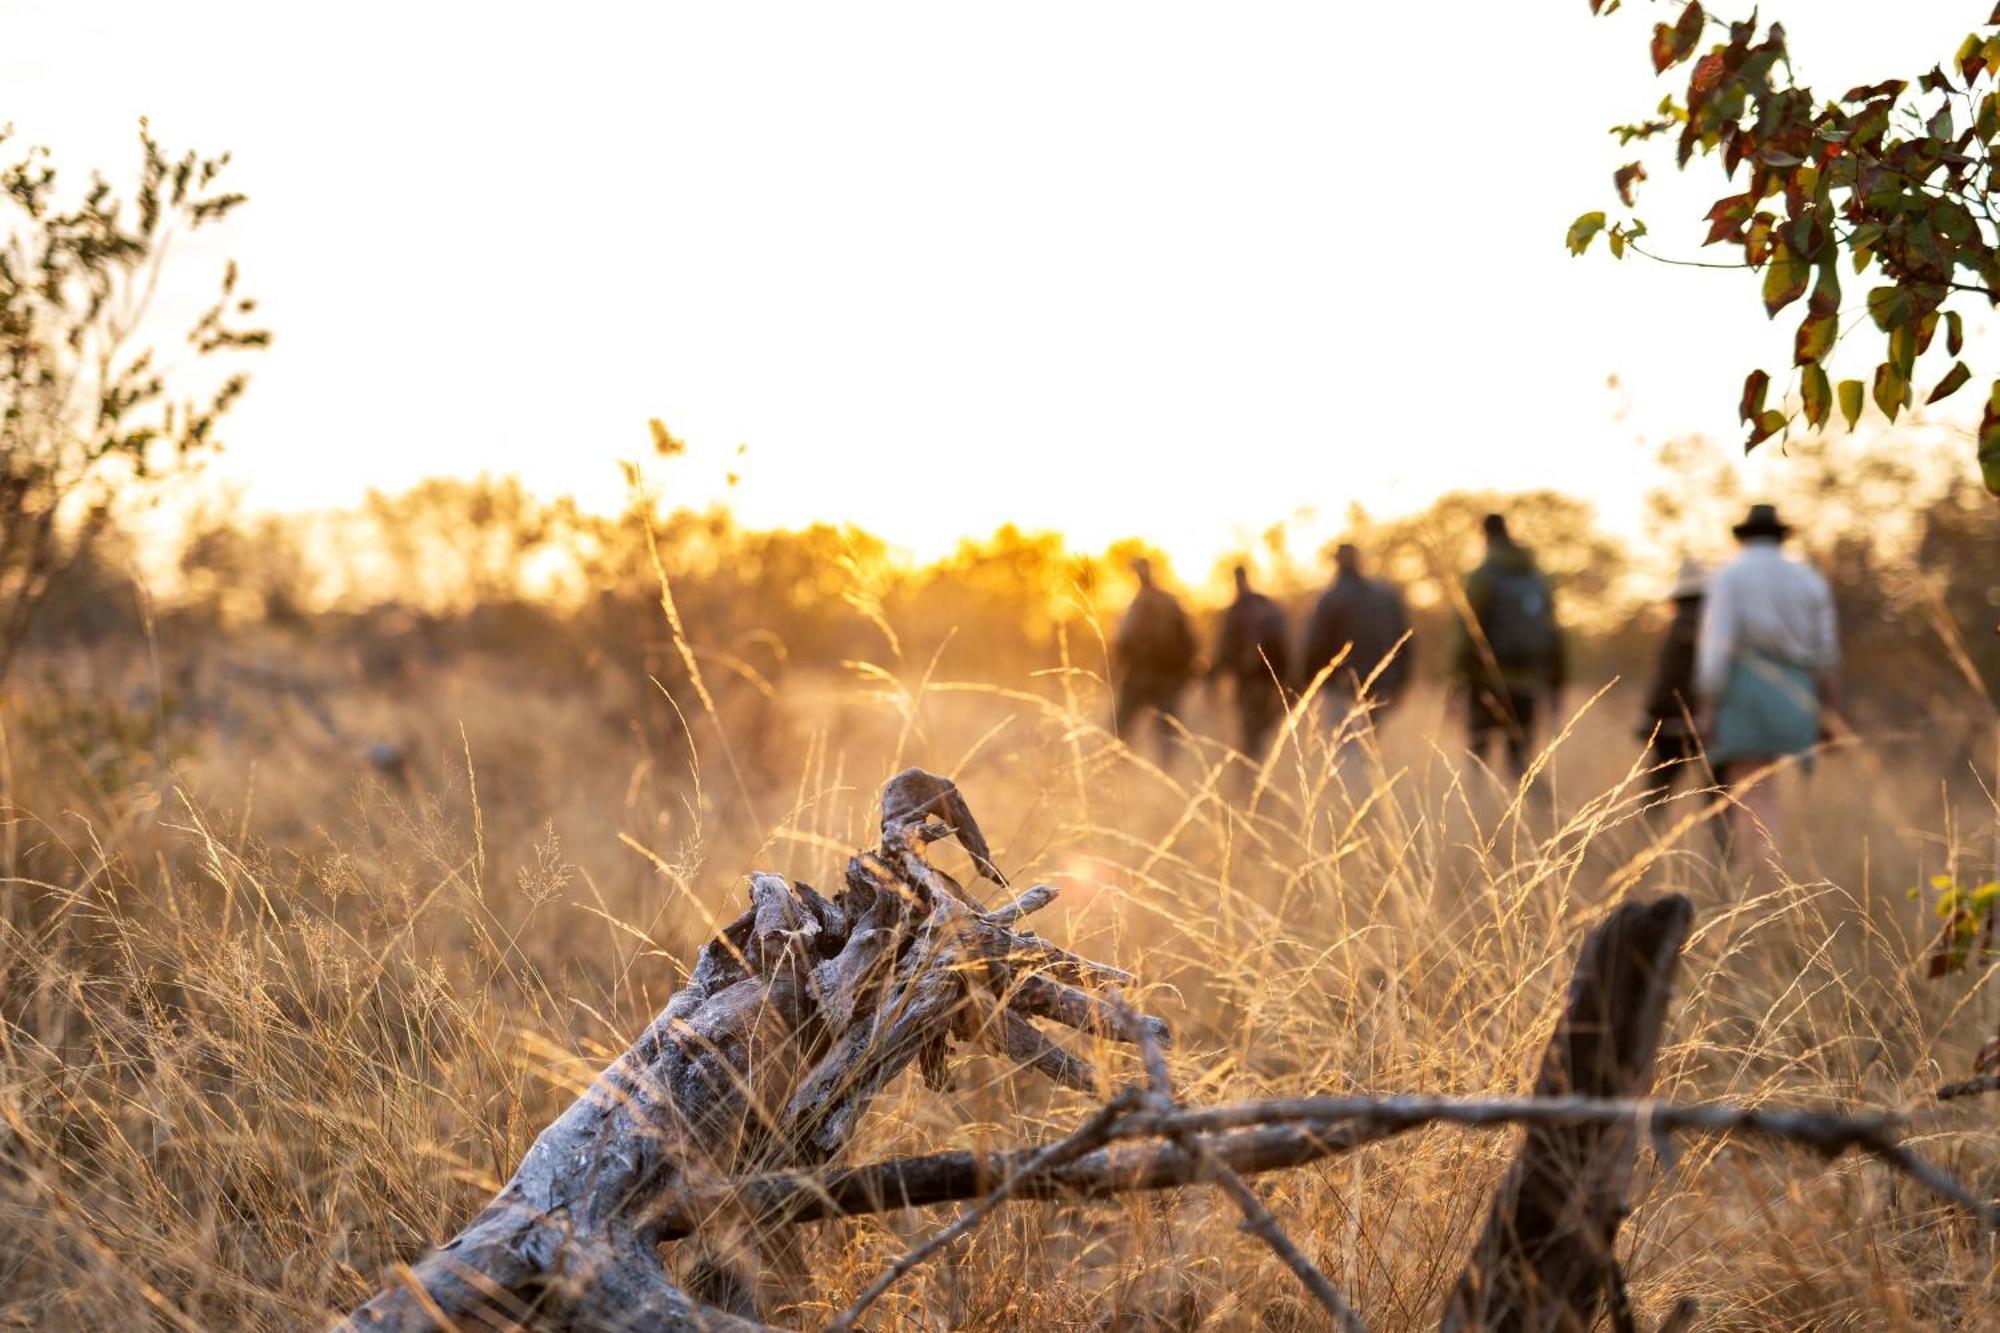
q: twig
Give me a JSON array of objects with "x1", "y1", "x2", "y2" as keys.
[
  {"x1": 1112, "y1": 1094, "x2": 2000, "y2": 1230},
  {"x1": 683, "y1": 1091, "x2": 2000, "y2": 1247},
  {"x1": 1937, "y1": 1072, "x2": 2000, "y2": 1101},
  {"x1": 659, "y1": 1118, "x2": 1394, "y2": 1237},
  {"x1": 1115, "y1": 991, "x2": 1370, "y2": 1333},
  {"x1": 821, "y1": 1087, "x2": 1143, "y2": 1332}
]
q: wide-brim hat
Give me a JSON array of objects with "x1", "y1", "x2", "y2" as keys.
[
  {"x1": 1731, "y1": 502, "x2": 1792, "y2": 541},
  {"x1": 1669, "y1": 557, "x2": 1708, "y2": 600}
]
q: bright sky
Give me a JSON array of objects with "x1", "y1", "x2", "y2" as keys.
[{"x1": 4, "y1": 1, "x2": 1988, "y2": 575}]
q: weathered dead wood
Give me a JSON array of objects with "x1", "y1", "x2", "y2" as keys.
[
  {"x1": 1938, "y1": 1072, "x2": 2000, "y2": 1101},
  {"x1": 343, "y1": 769, "x2": 1166, "y2": 1332},
  {"x1": 658, "y1": 1118, "x2": 1382, "y2": 1236},
  {"x1": 1116, "y1": 991, "x2": 1370, "y2": 1333},
  {"x1": 1441, "y1": 894, "x2": 1694, "y2": 1333}
]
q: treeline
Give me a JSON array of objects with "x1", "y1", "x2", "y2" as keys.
[{"x1": 22, "y1": 436, "x2": 2000, "y2": 731}]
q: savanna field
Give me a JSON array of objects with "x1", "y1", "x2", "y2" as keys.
[{"x1": 4, "y1": 481, "x2": 1999, "y2": 1330}]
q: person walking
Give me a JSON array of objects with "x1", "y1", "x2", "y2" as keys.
[
  {"x1": 1454, "y1": 513, "x2": 1565, "y2": 781},
  {"x1": 1300, "y1": 543, "x2": 1411, "y2": 777},
  {"x1": 1208, "y1": 564, "x2": 1291, "y2": 759},
  {"x1": 1696, "y1": 503, "x2": 1840, "y2": 853},
  {"x1": 1112, "y1": 558, "x2": 1197, "y2": 760},
  {"x1": 1636, "y1": 558, "x2": 1707, "y2": 799}
]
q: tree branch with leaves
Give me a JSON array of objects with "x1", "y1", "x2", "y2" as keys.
[
  {"x1": 1572, "y1": 1, "x2": 2000, "y2": 497},
  {"x1": 0, "y1": 120, "x2": 266, "y2": 683}
]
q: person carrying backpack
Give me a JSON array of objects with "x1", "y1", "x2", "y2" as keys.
[
  {"x1": 1453, "y1": 512, "x2": 1565, "y2": 780},
  {"x1": 1112, "y1": 558, "x2": 1197, "y2": 760}
]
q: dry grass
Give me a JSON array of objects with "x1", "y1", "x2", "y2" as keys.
[{"x1": 3, "y1": 633, "x2": 1998, "y2": 1330}]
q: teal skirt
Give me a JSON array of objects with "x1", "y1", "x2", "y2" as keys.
[{"x1": 1710, "y1": 654, "x2": 1819, "y2": 767}]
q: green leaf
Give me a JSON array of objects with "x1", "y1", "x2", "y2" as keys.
[
  {"x1": 1867, "y1": 286, "x2": 1912, "y2": 330},
  {"x1": 1762, "y1": 243, "x2": 1809, "y2": 317},
  {"x1": 1874, "y1": 361, "x2": 1910, "y2": 421},
  {"x1": 1929, "y1": 361, "x2": 1972, "y2": 404},
  {"x1": 1947, "y1": 310, "x2": 1965, "y2": 356},
  {"x1": 1747, "y1": 408, "x2": 1788, "y2": 451},
  {"x1": 1838, "y1": 378, "x2": 1866, "y2": 430},
  {"x1": 1567, "y1": 211, "x2": 1607, "y2": 255},
  {"x1": 1740, "y1": 368, "x2": 1770, "y2": 424},
  {"x1": 1802, "y1": 363, "x2": 1832, "y2": 427},
  {"x1": 1889, "y1": 324, "x2": 1917, "y2": 378},
  {"x1": 1981, "y1": 382, "x2": 2000, "y2": 496}
]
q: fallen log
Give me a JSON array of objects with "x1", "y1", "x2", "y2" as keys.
[{"x1": 343, "y1": 769, "x2": 1166, "y2": 1332}]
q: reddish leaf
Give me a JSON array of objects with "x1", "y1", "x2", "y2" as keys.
[
  {"x1": 1761, "y1": 242, "x2": 1809, "y2": 316},
  {"x1": 1651, "y1": 1, "x2": 1705, "y2": 72},
  {"x1": 1740, "y1": 368, "x2": 1771, "y2": 423},
  {"x1": 1928, "y1": 361, "x2": 1972, "y2": 404},
  {"x1": 1843, "y1": 78, "x2": 1909, "y2": 101},
  {"x1": 1794, "y1": 311, "x2": 1835, "y2": 364},
  {"x1": 1614, "y1": 161, "x2": 1647, "y2": 206},
  {"x1": 1704, "y1": 192, "x2": 1753, "y2": 245}
]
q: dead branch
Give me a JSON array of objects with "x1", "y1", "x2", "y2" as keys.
[
  {"x1": 342, "y1": 769, "x2": 1167, "y2": 1332},
  {"x1": 341, "y1": 777, "x2": 2000, "y2": 1333},
  {"x1": 823, "y1": 1088, "x2": 1145, "y2": 1332},
  {"x1": 657, "y1": 1119, "x2": 1386, "y2": 1236},
  {"x1": 1116, "y1": 990, "x2": 1369, "y2": 1333},
  {"x1": 1938, "y1": 1072, "x2": 2000, "y2": 1101}
]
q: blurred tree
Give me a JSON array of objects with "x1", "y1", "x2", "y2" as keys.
[
  {"x1": 0, "y1": 122, "x2": 265, "y2": 682},
  {"x1": 1339, "y1": 490, "x2": 1630, "y2": 627},
  {"x1": 1576, "y1": 2, "x2": 2000, "y2": 495}
]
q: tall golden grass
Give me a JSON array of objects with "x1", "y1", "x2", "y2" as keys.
[{"x1": 3, "y1": 620, "x2": 1998, "y2": 1330}]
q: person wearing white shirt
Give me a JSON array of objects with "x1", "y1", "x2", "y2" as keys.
[{"x1": 1696, "y1": 503, "x2": 1841, "y2": 853}]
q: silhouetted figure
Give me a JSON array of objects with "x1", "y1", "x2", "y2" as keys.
[
  {"x1": 1112, "y1": 558, "x2": 1196, "y2": 760},
  {"x1": 1697, "y1": 503, "x2": 1840, "y2": 854},
  {"x1": 1208, "y1": 565, "x2": 1291, "y2": 759},
  {"x1": 1636, "y1": 558, "x2": 1707, "y2": 799},
  {"x1": 1454, "y1": 513, "x2": 1566, "y2": 781},
  {"x1": 1301, "y1": 544, "x2": 1410, "y2": 779}
]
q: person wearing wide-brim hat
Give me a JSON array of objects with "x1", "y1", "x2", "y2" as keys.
[
  {"x1": 1695, "y1": 502, "x2": 1841, "y2": 852},
  {"x1": 1635, "y1": 557, "x2": 1709, "y2": 800}
]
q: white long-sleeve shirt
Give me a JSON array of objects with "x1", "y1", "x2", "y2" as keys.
[{"x1": 1695, "y1": 540, "x2": 1839, "y2": 700}]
